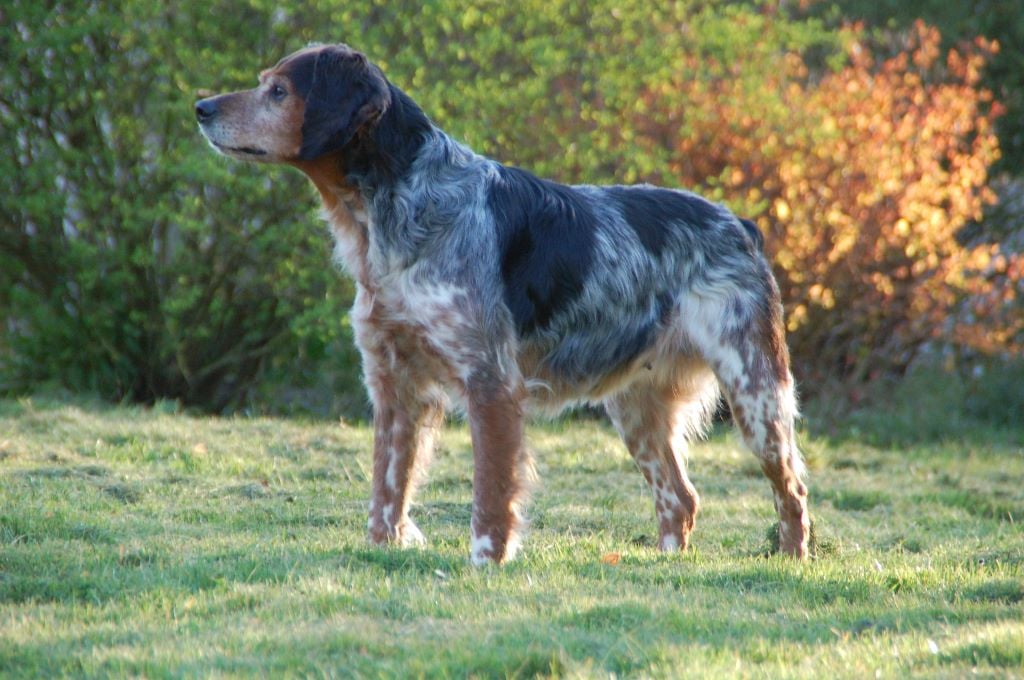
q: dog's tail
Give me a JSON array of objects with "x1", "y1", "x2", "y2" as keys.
[{"x1": 739, "y1": 218, "x2": 765, "y2": 252}]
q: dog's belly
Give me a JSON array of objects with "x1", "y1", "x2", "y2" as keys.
[
  {"x1": 515, "y1": 332, "x2": 663, "y2": 411},
  {"x1": 357, "y1": 271, "x2": 698, "y2": 413}
]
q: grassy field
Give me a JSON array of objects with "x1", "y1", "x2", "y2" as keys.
[{"x1": 1, "y1": 396, "x2": 1022, "y2": 678}]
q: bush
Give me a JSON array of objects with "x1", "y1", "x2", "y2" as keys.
[
  {"x1": 803, "y1": 0, "x2": 1024, "y2": 175},
  {"x1": 617, "y1": 18, "x2": 1005, "y2": 383},
  {"x1": 317, "y1": 2, "x2": 1018, "y2": 387},
  {"x1": 0, "y1": 1, "x2": 362, "y2": 414},
  {"x1": 964, "y1": 358, "x2": 1024, "y2": 429},
  {"x1": 1, "y1": 1, "x2": 1015, "y2": 414},
  {"x1": 813, "y1": 357, "x2": 1024, "y2": 446}
]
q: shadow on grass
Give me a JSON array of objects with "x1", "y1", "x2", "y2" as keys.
[
  {"x1": 3, "y1": 535, "x2": 1022, "y2": 677},
  {"x1": 340, "y1": 546, "x2": 467, "y2": 577},
  {"x1": 0, "y1": 536, "x2": 471, "y2": 607}
]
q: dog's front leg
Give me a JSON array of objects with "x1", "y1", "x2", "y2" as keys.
[
  {"x1": 465, "y1": 373, "x2": 531, "y2": 565},
  {"x1": 354, "y1": 288, "x2": 445, "y2": 547},
  {"x1": 365, "y1": 394, "x2": 444, "y2": 547}
]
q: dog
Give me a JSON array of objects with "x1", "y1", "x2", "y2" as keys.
[{"x1": 196, "y1": 43, "x2": 811, "y2": 564}]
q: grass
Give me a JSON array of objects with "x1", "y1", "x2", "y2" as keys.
[{"x1": 1, "y1": 395, "x2": 1022, "y2": 678}]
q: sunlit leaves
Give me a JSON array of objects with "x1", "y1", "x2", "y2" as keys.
[{"x1": 1, "y1": 2, "x2": 1014, "y2": 411}]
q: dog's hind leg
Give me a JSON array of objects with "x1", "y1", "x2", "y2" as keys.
[
  {"x1": 685, "y1": 295, "x2": 811, "y2": 557},
  {"x1": 604, "y1": 367, "x2": 719, "y2": 551},
  {"x1": 727, "y1": 369, "x2": 809, "y2": 557}
]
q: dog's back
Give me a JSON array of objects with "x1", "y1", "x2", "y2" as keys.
[{"x1": 481, "y1": 166, "x2": 774, "y2": 395}]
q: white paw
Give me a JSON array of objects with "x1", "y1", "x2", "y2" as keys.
[
  {"x1": 658, "y1": 534, "x2": 681, "y2": 551},
  {"x1": 398, "y1": 520, "x2": 426, "y2": 547},
  {"x1": 470, "y1": 534, "x2": 495, "y2": 566}
]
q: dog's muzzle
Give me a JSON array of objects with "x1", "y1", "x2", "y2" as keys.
[{"x1": 195, "y1": 98, "x2": 218, "y2": 124}]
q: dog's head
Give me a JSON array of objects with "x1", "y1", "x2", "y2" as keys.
[{"x1": 195, "y1": 43, "x2": 391, "y2": 164}]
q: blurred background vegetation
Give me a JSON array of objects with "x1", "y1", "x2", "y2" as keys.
[{"x1": 1, "y1": 0, "x2": 1021, "y2": 426}]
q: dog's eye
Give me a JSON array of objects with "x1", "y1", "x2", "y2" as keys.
[{"x1": 270, "y1": 85, "x2": 287, "y2": 101}]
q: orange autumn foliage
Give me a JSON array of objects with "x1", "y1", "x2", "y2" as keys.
[{"x1": 632, "y1": 21, "x2": 1011, "y2": 382}]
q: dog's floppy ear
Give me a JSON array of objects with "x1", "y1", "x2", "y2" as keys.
[{"x1": 298, "y1": 46, "x2": 391, "y2": 160}]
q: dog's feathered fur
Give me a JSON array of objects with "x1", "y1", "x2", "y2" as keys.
[{"x1": 196, "y1": 43, "x2": 811, "y2": 563}]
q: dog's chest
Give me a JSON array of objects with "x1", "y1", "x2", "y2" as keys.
[
  {"x1": 362, "y1": 269, "x2": 490, "y2": 384},
  {"x1": 322, "y1": 188, "x2": 373, "y2": 285},
  {"x1": 323, "y1": 191, "x2": 489, "y2": 382},
  {"x1": 324, "y1": 192, "x2": 417, "y2": 289}
]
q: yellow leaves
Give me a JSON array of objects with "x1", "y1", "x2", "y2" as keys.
[
  {"x1": 871, "y1": 272, "x2": 896, "y2": 298},
  {"x1": 808, "y1": 284, "x2": 836, "y2": 310},
  {"x1": 910, "y1": 20, "x2": 942, "y2": 69},
  {"x1": 787, "y1": 304, "x2": 808, "y2": 332},
  {"x1": 992, "y1": 253, "x2": 1010, "y2": 275},
  {"x1": 775, "y1": 248, "x2": 798, "y2": 278},
  {"x1": 460, "y1": 6, "x2": 482, "y2": 30},
  {"x1": 825, "y1": 207, "x2": 848, "y2": 229},
  {"x1": 830, "y1": 228, "x2": 856, "y2": 263},
  {"x1": 774, "y1": 198, "x2": 791, "y2": 221}
]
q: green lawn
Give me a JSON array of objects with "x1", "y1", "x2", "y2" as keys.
[{"x1": 1, "y1": 396, "x2": 1022, "y2": 678}]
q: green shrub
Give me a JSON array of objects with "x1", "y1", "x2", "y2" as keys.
[
  {"x1": 0, "y1": 1, "x2": 1012, "y2": 417},
  {"x1": 0, "y1": 1, "x2": 361, "y2": 414},
  {"x1": 0, "y1": 1, "x2": 840, "y2": 415},
  {"x1": 817, "y1": 358, "x2": 1024, "y2": 444}
]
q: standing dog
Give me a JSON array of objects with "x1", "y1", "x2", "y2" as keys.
[{"x1": 196, "y1": 44, "x2": 811, "y2": 564}]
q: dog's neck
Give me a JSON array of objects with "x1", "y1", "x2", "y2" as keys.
[
  {"x1": 293, "y1": 154, "x2": 360, "y2": 214},
  {"x1": 292, "y1": 154, "x2": 372, "y2": 286},
  {"x1": 290, "y1": 87, "x2": 442, "y2": 283}
]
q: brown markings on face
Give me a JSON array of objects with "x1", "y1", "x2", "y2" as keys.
[{"x1": 197, "y1": 57, "x2": 309, "y2": 163}]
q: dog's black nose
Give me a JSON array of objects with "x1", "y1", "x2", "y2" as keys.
[{"x1": 195, "y1": 98, "x2": 217, "y2": 123}]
